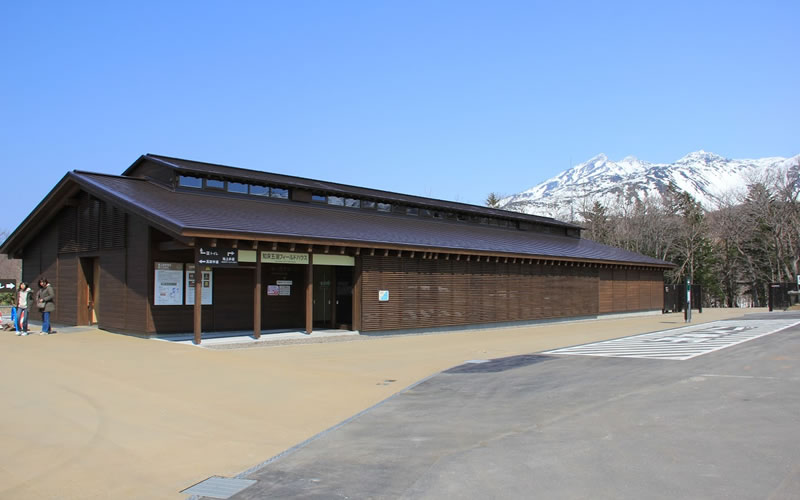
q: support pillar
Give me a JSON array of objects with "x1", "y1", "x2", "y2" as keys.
[
  {"x1": 305, "y1": 258, "x2": 313, "y2": 334},
  {"x1": 193, "y1": 259, "x2": 202, "y2": 345},
  {"x1": 352, "y1": 256, "x2": 362, "y2": 332},
  {"x1": 253, "y1": 246, "x2": 262, "y2": 338}
]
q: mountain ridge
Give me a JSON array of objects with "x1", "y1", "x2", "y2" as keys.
[{"x1": 500, "y1": 151, "x2": 800, "y2": 219}]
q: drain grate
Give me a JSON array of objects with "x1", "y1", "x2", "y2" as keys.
[
  {"x1": 446, "y1": 354, "x2": 554, "y2": 374},
  {"x1": 181, "y1": 476, "x2": 256, "y2": 499}
]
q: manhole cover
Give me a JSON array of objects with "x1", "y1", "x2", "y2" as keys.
[{"x1": 181, "y1": 476, "x2": 256, "y2": 499}]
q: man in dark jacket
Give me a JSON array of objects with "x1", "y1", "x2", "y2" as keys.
[{"x1": 37, "y1": 279, "x2": 55, "y2": 335}]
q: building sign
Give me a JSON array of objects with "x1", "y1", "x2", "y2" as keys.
[
  {"x1": 313, "y1": 254, "x2": 355, "y2": 266},
  {"x1": 154, "y1": 262, "x2": 184, "y2": 306},
  {"x1": 279, "y1": 285, "x2": 291, "y2": 296},
  {"x1": 261, "y1": 251, "x2": 309, "y2": 265},
  {"x1": 276, "y1": 280, "x2": 293, "y2": 285},
  {"x1": 378, "y1": 290, "x2": 390, "y2": 302},
  {"x1": 196, "y1": 247, "x2": 239, "y2": 267},
  {"x1": 185, "y1": 264, "x2": 213, "y2": 305}
]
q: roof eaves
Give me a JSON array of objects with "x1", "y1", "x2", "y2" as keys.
[
  {"x1": 178, "y1": 226, "x2": 673, "y2": 268},
  {"x1": 0, "y1": 173, "x2": 77, "y2": 257}
]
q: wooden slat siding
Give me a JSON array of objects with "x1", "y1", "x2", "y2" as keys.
[
  {"x1": 626, "y1": 269, "x2": 641, "y2": 311},
  {"x1": 40, "y1": 221, "x2": 58, "y2": 286},
  {"x1": 98, "y1": 250, "x2": 127, "y2": 331},
  {"x1": 650, "y1": 270, "x2": 665, "y2": 310},
  {"x1": 360, "y1": 256, "x2": 601, "y2": 332},
  {"x1": 612, "y1": 268, "x2": 627, "y2": 312},
  {"x1": 598, "y1": 268, "x2": 613, "y2": 313},
  {"x1": 22, "y1": 229, "x2": 42, "y2": 285},
  {"x1": 57, "y1": 255, "x2": 79, "y2": 325},
  {"x1": 262, "y1": 264, "x2": 305, "y2": 329},
  {"x1": 637, "y1": 269, "x2": 649, "y2": 310},
  {"x1": 641, "y1": 270, "x2": 653, "y2": 310},
  {"x1": 212, "y1": 267, "x2": 255, "y2": 331},
  {"x1": 126, "y1": 216, "x2": 150, "y2": 333}
]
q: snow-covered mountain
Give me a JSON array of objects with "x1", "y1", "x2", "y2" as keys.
[{"x1": 501, "y1": 150, "x2": 800, "y2": 219}]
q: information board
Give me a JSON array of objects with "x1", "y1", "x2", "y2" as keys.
[
  {"x1": 154, "y1": 262, "x2": 184, "y2": 306},
  {"x1": 185, "y1": 264, "x2": 213, "y2": 305}
]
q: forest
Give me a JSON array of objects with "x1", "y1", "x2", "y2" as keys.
[{"x1": 490, "y1": 162, "x2": 800, "y2": 308}]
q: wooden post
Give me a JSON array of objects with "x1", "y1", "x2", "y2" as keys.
[
  {"x1": 305, "y1": 257, "x2": 313, "y2": 334},
  {"x1": 253, "y1": 246, "x2": 261, "y2": 339},
  {"x1": 352, "y1": 256, "x2": 362, "y2": 332},
  {"x1": 193, "y1": 257, "x2": 202, "y2": 345}
]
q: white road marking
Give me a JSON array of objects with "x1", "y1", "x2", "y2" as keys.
[{"x1": 544, "y1": 319, "x2": 800, "y2": 361}]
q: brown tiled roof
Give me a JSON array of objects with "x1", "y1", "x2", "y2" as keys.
[
  {"x1": 74, "y1": 172, "x2": 671, "y2": 267},
  {"x1": 130, "y1": 154, "x2": 582, "y2": 230}
]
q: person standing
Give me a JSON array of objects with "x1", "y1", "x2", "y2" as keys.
[
  {"x1": 15, "y1": 282, "x2": 34, "y2": 336},
  {"x1": 37, "y1": 279, "x2": 55, "y2": 335}
]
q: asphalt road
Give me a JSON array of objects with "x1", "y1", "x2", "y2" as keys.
[{"x1": 217, "y1": 312, "x2": 800, "y2": 499}]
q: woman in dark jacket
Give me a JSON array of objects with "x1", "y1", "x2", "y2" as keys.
[{"x1": 37, "y1": 278, "x2": 55, "y2": 335}]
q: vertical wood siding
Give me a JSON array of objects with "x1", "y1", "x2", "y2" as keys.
[
  {"x1": 360, "y1": 256, "x2": 664, "y2": 332},
  {"x1": 360, "y1": 256, "x2": 605, "y2": 332},
  {"x1": 56, "y1": 255, "x2": 78, "y2": 325},
  {"x1": 125, "y1": 217, "x2": 150, "y2": 333},
  {"x1": 598, "y1": 268, "x2": 614, "y2": 313},
  {"x1": 98, "y1": 250, "x2": 127, "y2": 331}
]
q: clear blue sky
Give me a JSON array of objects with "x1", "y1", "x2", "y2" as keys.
[{"x1": 2, "y1": 1, "x2": 798, "y2": 230}]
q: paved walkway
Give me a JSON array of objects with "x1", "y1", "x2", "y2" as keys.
[{"x1": 0, "y1": 309, "x2": 759, "y2": 499}]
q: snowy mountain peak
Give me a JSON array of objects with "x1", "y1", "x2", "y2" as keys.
[
  {"x1": 501, "y1": 151, "x2": 800, "y2": 220},
  {"x1": 676, "y1": 150, "x2": 727, "y2": 164}
]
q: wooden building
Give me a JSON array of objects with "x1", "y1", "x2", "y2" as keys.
[{"x1": 0, "y1": 155, "x2": 671, "y2": 343}]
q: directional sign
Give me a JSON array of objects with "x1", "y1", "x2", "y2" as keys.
[{"x1": 196, "y1": 247, "x2": 238, "y2": 267}]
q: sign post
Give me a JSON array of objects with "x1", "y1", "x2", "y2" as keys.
[
  {"x1": 685, "y1": 277, "x2": 692, "y2": 323},
  {"x1": 194, "y1": 254, "x2": 202, "y2": 345}
]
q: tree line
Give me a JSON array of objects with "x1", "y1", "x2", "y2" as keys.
[{"x1": 488, "y1": 161, "x2": 800, "y2": 307}]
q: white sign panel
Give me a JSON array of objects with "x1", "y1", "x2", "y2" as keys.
[
  {"x1": 154, "y1": 262, "x2": 184, "y2": 306},
  {"x1": 378, "y1": 290, "x2": 390, "y2": 302},
  {"x1": 185, "y1": 264, "x2": 213, "y2": 305}
]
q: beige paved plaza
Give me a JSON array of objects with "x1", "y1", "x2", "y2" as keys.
[{"x1": 0, "y1": 309, "x2": 760, "y2": 499}]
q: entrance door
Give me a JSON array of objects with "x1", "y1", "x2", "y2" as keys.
[
  {"x1": 313, "y1": 266, "x2": 334, "y2": 328},
  {"x1": 79, "y1": 257, "x2": 100, "y2": 326},
  {"x1": 335, "y1": 266, "x2": 353, "y2": 329}
]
